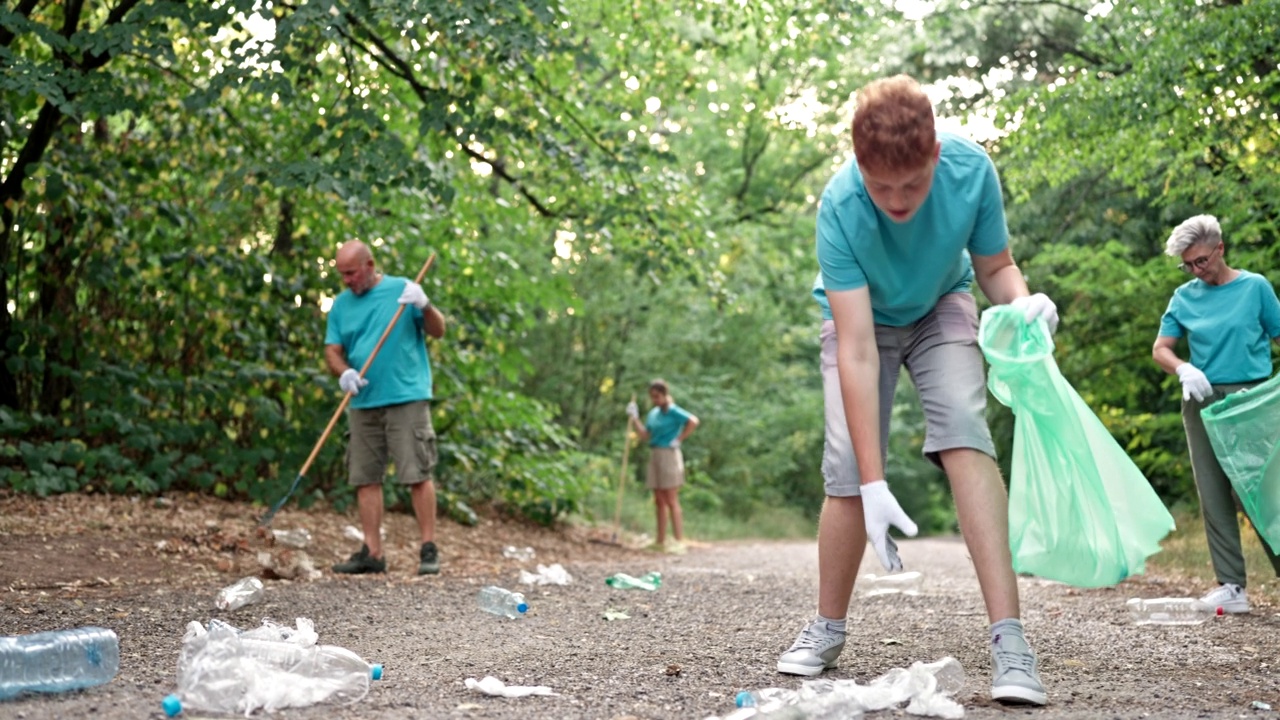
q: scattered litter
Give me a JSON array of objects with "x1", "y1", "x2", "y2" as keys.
[
  {"x1": 214, "y1": 577, "x2": 265, "y2": 611},
  {"x1": 503, "y1": 546, "x2": 536, "y2": 561},
  {"x1": 271, "y1": 528, "x2": 312, "y2": 549},
  {"x1": 341, "y1": 526, "x2": 386, "y2": 543},
  {"x1": 602, "y1": 609, "x2": 630, "y2": 621},
  {"x1": 464, "y1": 676, "x2": 556, "y2": 698},
  {"x1": 257, "y1": 550, "x2": 322, "y2": 581},
  {"x1": 519, "y1": 563, "x2": 572, "y2": 586},
  {"x1": 605, "y1": 571, "x2": 662, "y2": 591},
  {"x1": 1253, "y1": 700, "x2": 1272, "y2": 711}
]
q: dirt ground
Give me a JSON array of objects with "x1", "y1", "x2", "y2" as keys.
[{"x1": 1, "y1": 491, "x2": 1279, "y2": 719}]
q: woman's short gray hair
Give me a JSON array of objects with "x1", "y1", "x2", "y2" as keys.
[{"x1": 1165, "y1": 214, "x2": 1222, "y2": 256}]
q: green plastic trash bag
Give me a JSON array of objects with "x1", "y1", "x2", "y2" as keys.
[
  {"x1": 1201, "y1": 374, "x2": 1280, "y2": 554},
  {"x1": 979, "y1": 305, "x2": 1175, "y2": 588}
]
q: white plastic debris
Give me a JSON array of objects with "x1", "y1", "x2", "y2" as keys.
[
  {"x1": 464, "y1": 676, "x2": 557, "y2": 698},
  {"x1": 519, "y1": 563, "x2": 573, "y2": 586}
]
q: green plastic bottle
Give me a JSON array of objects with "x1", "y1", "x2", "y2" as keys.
[{"x1": 605, "y1": 571, "x2": 662, "y2": 591}]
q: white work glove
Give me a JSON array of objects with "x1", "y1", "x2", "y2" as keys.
[
  {"x1": 670, "y1": 438, "x2": 681, "y2": 449},
  {"x1": 860, "y1": 480, "x2": 918, "y2": 572},
  {"x1": 1010, "y1": 293, "x2": 1059, "y2": 334},
  {"x1": 626, "y1": 401, "x2": 639, "y2": 421},
  {"x1": 398, "y1": 281, "x2": 429, "y2": 310},
  {"x1": 339, "y1": 368, "x2": 368, "y2": 396},
  {"x1": 1175, "y1": 363, "x2": 1212, "y2": 402}
]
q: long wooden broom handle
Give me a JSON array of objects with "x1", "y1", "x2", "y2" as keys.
[{"x1": 296, "y1": 252, "x2": 437, "y2": 478}]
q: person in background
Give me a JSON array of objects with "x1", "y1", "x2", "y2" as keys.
[
  {"x1": 627, "y1": 379, "x2": 699, "y2": 554},
  {"x1": 1152, "y1": 213, "x2": 1280, "y2": 613},
  {"x1": 778, "y1": 75, "x2": 1057, "y2": 707},
  {"x1": 325, "y1": 240, "x2": 447, "y2": 576}
]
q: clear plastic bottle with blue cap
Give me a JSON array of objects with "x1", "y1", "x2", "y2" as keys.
[
  {"x1": 161, "y1": 620, "x2": 381, "y2": 716},
  {"x1": 477, "y1": 586, "x2": 529, "y2": 618},
  {"x1": 0, "y1": 626, "x2": 119, "y2": 699}
]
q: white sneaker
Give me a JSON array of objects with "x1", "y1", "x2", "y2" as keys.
[
  {"x1": 1197, "y1": 583, "x2": 1249, "y2": 614},
  {"x1": 776, "y1": 619, "x2": 846, "y2": 677}
]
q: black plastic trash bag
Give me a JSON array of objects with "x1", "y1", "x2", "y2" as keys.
[{"x1": 979, "y1": 305, "x2": 1175, "y2": 587}]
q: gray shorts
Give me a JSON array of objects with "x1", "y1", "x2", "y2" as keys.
[
  {"x1": 346, "y1": 400, "x2": 438, "y2": 486},
  {"x1": 646, "y1": 448, "x2": 685, "y2": 490},
  {"x1": 821, "y1": 292, "x2": 995, "y2": 497}
]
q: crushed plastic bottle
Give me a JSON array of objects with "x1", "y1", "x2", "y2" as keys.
[
  {"x1": 857, "y1": 570, "x2": 923, "y2": 597},
  {"x1": 215, "y1": 576, "x2": 266, "y2": 611},
  {"x1": 726, "y1": 657, "x2": 964, "y2": 720},
  {"x1": 502, "y1": 545, "x2": 536, "y2": 561},
  {"x1": 1126, "y1": 597, "x2": 1218, "y2": 625},
  {"x1": 736, "y1": 687, "x2": 799, "y2": 711},
  {"x1": 162, "y1": 618, "x2": 380, "y2": 716},
  {"x1": 605, "y1": 571, "x2": 663, "y2": 591},
  {"x1": 0, "y1": 626, "x2": 120, "y2": 700},
  {"x1": 271, "y1": 527, "x2": 312, "y2": 549},
  {"x1": 477, "y1": 586, "x2": 528, "y2": 619}
]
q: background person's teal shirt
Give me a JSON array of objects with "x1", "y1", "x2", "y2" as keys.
[
  {"x1": 325, "y1": 275, "x2": 434, "y2": 410},
  {"x1": 816, "y1": 132, "x2": 1009, "y2": 327},
  {"x1": 645, "y1": 404, "x2": 693, "y2": 448},
  {"x1": 1158, "y1": 270, "x2": 1280, "y2": 384}
]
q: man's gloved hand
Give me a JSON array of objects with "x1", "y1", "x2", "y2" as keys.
[
  {"x1": 860, "y1": 480, "x2": 918, "y2": 572},
  {"x1": 398, "y1": 281, "x2": 430, "y2": 310},
  {"x1": 1175, "y1": 363, "x2": 1212, "y2": 402},
  {"x1": 339, "y1": 368, "x2": 369, "y2": 396},
  {"x1": 626, "y1": 401, "x2": 639, "y2": 421},
  {"x1": 670, "y1": 438, "x2": 681, "y2": 449},
  {"x1": 1010, "y1": 293, "x2": 1059, "y2": 334}
]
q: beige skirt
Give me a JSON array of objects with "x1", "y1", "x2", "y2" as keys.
[{"x1": 646, "y1": 448, "x2": 685, "y2": 490}]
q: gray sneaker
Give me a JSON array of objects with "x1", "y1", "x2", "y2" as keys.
[
  {"x1": 776, "y1": 619, "x2": 846, "y2": 677},
  {"x1": 990, "y1": 631, "x2": 1047, "y2": 705}
]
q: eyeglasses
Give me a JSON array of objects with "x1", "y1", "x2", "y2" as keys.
[{"x1": 1179, "y1": 244, "x2": 1222, "y2": 273}]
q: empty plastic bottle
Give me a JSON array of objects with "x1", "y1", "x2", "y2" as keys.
[
  {"x1": 1126, "y1": 597, "x2": 1218, "y2": 625},
  {"x1": 163, "y1": 623, "x2": 381, "y2": 716},
  {"x1": 736, "y1": 687, "x2": 800, "y2": 710},
  {"x1": 477, "y1": 586, "x2": 528, "y2": 619},
  {"x1": 605, "y1": 571, "x2": 663, "y2": 591},
  {"x1": 0, "y1": 626, "x2": 120, "y2": 700},
  {"x1": 215, "y1": 576, "x2": 266, "y2": 611},
  {"x1": 857, "y1": 571, "x2": 922, "y2": 597}
]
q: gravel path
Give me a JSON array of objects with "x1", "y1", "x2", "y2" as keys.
[{"x1": 3, "y1": 531, "x2": 1279, "y2": 719}]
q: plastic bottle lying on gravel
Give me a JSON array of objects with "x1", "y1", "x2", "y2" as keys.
[
  {"x1": 0, "y1": 626, "x2": 119, "y2": 700},
  {"x1": 478, "y1": 586, "x2": 529, "y2": 619}
]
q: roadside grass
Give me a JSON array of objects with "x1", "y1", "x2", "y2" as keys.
[{"x1": 1145, "y1": 510, "x2": 1280, "y2": 607}]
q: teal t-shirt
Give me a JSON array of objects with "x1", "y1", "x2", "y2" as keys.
[
  {"x1": 324, "y1": 275, "x2": 434, "y2": 410},
  {"x1": 816, "y1": 132, "x2": 1009, "y2": 327},
  {"x1": 813, "y1": 272, "x2": 832, "y2": 321},
  {"x1": 645, "y1": 404, "x2": 693, "y2": 448},
  {"x1": 1158, "y1": 270, "x2": 1280, "y2": 384}
]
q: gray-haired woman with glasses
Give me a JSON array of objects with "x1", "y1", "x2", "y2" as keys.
[{"x1": 1152, "y1": 213, "x2": 1280, "y2": 615}]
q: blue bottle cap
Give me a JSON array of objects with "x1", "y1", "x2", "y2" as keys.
[
  {"x1": 370, "y1": 664, "x2": 383, "y2": 680},
  {"x1": 161, "y1": 693, "x2": 182, "y2": 717},
  {"x1": 517, "y1": 603, "x2": 529, "y2": 613},
  {"x1": 735, "y1": 690, "x2": 755, "y2": 708}
]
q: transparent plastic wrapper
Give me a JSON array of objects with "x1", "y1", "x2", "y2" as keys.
[
  {"x1": 714, "y1": 657, "x2": 964, "y2": 719},
  {"x1": 857, "y1": 571, "x2": 923, "y2": 597},
  {"x1": 979, "y1": 305, "x2": 1175, "y2": 587},
  {"x1": 502, "y1": 545, "x2": 536, "y2": 561},
  {"x1": 464, "y1": 676, "x2": 557, "y2": 697},
  {"x1": 0, "y1": 626, "x2": 119, "y2": 700},
  {"x1": 163, "y1": 617, "x2": 380, "y2": 717},
  {"x1": 1201, "y1": 373, "x2": 1280, "y2": 554},
  {"x1": 215, "y1": 577, "x2": 265, "y2": 611},
  {"x1": 270, "y1": 528, "x2": 312, "y2": 549},
  {"x1": 519, "y1": 563, "x2": 572, "y2": 586}
]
